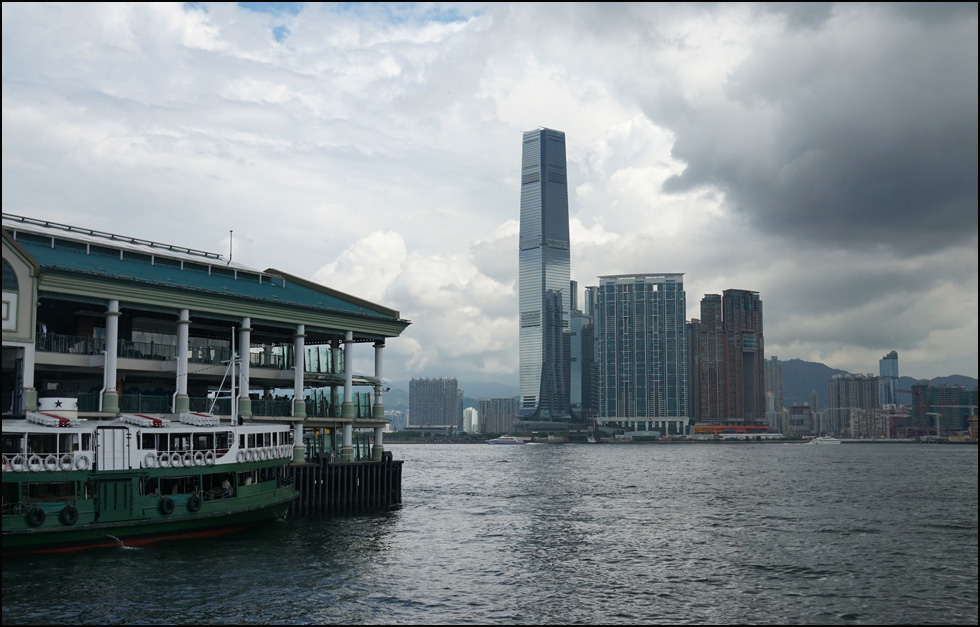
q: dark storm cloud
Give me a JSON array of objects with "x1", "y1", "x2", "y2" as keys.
[{"x1": 658, "y1": 4, "x2": 978, "y2": 254}]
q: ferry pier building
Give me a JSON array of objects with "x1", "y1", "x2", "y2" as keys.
[{"x1": 2, "y1": 214, "x2": 410, "y2": 467}]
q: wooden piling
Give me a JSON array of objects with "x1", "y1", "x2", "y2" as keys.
[{"x1": 288, "y1": 455, "x2": 402, "y2": 515}]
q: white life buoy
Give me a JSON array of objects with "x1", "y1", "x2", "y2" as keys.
[
  {"x1": 145, "y1": 452, "x2": 158, "y2": 469},
  {"x1": 259, "y1": 447, "x2": 268, "y2": 461},
  {"x1": 74, "y1": 455, "x2": 90, "y2": 471},
  {"x1": 236, "y1": 450, "x2": 246, "y2": 464},
  {"x1": 11, "y1": 455, "x2": 27, "y2": 472},
  {"x1": 28, "y1": 454, "x2": 43, "y2": 472},
  {"x1": 43, "y1": 454, "x2": 59, "y2": 472},
  {"x1": 171, "y1": 452, "x2": 183, "y2": 468},
  {"x1": 205, "y1": 450, "x2": 216, "y2": 466},
  {"x1": 245, "y1": 448, "x2": 254, "y2": 463},
  {"x1": 60, "y1": 454, "x2": 74, "y2": 472},
  {"x1": 158, "y1": 452, "x2": 171, "y2": 468},
  {"x1": 182, "y1": 452, "x2": 194, "y2": 467},
  {"x1": 193, "y1": 451, "x2": 205, "y2": 466}
]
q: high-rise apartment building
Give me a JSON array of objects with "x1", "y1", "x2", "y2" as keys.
[
  {"x1": 826, "y1": 373, "x2": 879, "y2": 436},
  {"x1": 594, "y1": 273, "x2": 689, "y2": 435},
  {"x1": 697, "y1": 289, "x2": 765, "y2": 425},
  {"x1": 478, "y1": 397, "x2": 519, "y2": 434},
  {"x1": 409, "y1": 378, "x2": 460, "y2": 428},
  {"x1": 765, "y1": 356, "x2": 783, "y2": 413},
  {"x1": 878, "y1": 350, "x2": 899, "y2": 407},
  {"x1": 518, "y1": 128, "x2": 571, "y2": 420}
]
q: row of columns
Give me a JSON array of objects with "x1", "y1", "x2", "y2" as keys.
[{"x1": 32, "y1": 299, "x2": 388, "y2": 464}]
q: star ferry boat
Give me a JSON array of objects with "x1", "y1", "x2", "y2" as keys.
[{"x1": 1, "y1": 399, "x2": 298, "y2": 556}]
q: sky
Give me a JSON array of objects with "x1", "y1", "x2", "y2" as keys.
[{"x1": 2, "y1": 2, "x2": 977, "y2": 384}]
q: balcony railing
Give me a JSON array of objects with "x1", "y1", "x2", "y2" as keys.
[
  {"x1": 71, "y1": 391, "x2": 374, "y2": 417},
  {"x1": 36, "y1": 333, "x2": 105, "y2": 355}
]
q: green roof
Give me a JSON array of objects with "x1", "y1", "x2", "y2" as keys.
[{"x1": 17, "y1": 238, "x2": 400, "y2": 322}]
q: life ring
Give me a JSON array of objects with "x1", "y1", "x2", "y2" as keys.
[
  {"x1": 204, "y1": 450, "x2": 216, "y2": 466},
  {"x1": 245, "y1": 449, "x2": 254, "y2": 463},
  {"x1": 27, "y1": 506, "x2": 46, "y2": 527},
  {"x1": 44, "y1": 454, "x2": 59, "y2": 472},
  {"x1": 171, "y1": 452, "x2": 183, "y2": 468},
  {"x1": 145, "y1": 452, "x2": 158, "y2": 469},
  {"x1": 2, "y1": 457, "x2": 11, "y2": 472},
  {"x1": 259, "y1": 447, "x2": 268, "y2": 461},
  {"x1": 182, "y1": 452, "x2": 194, "y2": 467},
  {"x1": 236, "y1": 450, "x2": 246, "y2": 464},
  {"x1": 193, "y1": 451, "x2": 205, "y2": 466},
  {"x1": 187, "y1": 494, "x2": 202, "y2": 513},
  {"x1": 27, "y1": 454, "x2": 44, "y2": 472},
  {"x1": 60, "y1": 504, "x2": 79, "y2": 526},
  {"x1": 74, "y1": 455, "x2": 90, "y2": 471},
  {"x1": 11, "y1": 454, "x2": 26, "y2": 472},
  {"x1": 60, "y1": 454, "x2": 74, "y2": 472},
  {"x1": 159, "y1": 497, "x2": 175, "y2": 515},
  {"x1": 158, "y1": 452, "x2": 171, "y2": 469}
]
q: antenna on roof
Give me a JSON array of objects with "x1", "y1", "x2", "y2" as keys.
[{"x1": 228, "y1": 230, "x2": 233, "y2": 265}]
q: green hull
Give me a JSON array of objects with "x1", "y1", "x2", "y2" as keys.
[{"x1": 2, "y1": 487, "x2": 297, "y2": 556}]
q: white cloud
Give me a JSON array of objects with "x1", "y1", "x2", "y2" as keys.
[{"x1": 2, "y1": 2, "x2": 976, "y2": 383}]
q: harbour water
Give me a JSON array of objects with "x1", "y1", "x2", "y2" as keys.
[{"x1": 3, "y1": 442, "x2": 977, "y2": 624}]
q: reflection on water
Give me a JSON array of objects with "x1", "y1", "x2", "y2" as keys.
[{"x1": 3, "y1": 443, "x2": 977, "y2": 624}]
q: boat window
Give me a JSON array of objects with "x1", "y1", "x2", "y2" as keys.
[
  {"x1": 239, "y1": 434, "x2": 246, "y2": 449},
  {"x1": 170, "y1": 434, "x2": 191, "y2": 452},
  {"x1": 57, "y1": 433, "x2": 75, "y2": 453},
  {"x1": 81, "y1": 433, "x2": 91, "y2": 451},
  {"x1": 247, "y1": 433, "x2": 256, "y2": 448},
  {"x1": 216, "y1": 431, "x2": 232, "y2": 450},
  {"x1": 193, "y1": 433, "x2": 213, "y2": 451},
  {"x1": 27, "y1": 434, "x2": 58, "y2": 455},
  {"x1": 142, "y1": 433, "x2": 157, "y2": 450},
  {"x1": 25, "y1": 481, "x2": 75, "y2": 501},
  {"x1": 2, "y1": 434, "x2": 24, "y2": 454}
]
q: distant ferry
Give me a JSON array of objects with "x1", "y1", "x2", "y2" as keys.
[
  {"x1": 809, "y1": 436, "x2": 842, "y2": 445},
  {"x1": 487, "y1": 436, "x2": 527, "y2": 445}
]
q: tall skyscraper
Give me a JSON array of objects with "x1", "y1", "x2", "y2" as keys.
[
  {"x1": 594, "y1": 273, "x2": 689, "y2": 435},
  {"x1": 723, "y1": 289, "x2": 765, "y2": 422},
  {"x1": 765, "y1": 356, "x2": 783, "y2": 413},
  {"x1": 698, "y1": 294, "x2": 725, "y2": 421},
  {"x1": 518, "y1": 128, "x2": 571, "y2": 420},
  {"x1": 878, "y1": 350, "x2": 899, "y2": 407},
  {"x1": 697, "y1": 289, "x2": 765, "y2": 425}
]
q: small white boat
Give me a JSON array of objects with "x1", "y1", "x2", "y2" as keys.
[
  {"x1": 487, "y1": 435, "x2": 527, "y2": 445},
  {"x1": 810, "y1": 436, "x2": 842, "y2": 445}
]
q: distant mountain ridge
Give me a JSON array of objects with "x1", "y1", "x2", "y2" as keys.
[{"x1": 779, "y1": 358, "x2": 978, "y2": 409}]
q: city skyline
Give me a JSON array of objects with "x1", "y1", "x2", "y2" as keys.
[{"x1": 2, "y1": 3, "x2": 976, "y2": 383}]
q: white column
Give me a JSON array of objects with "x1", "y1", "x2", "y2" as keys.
[
  {"x1": 373, "y1": 341, "x2": 385, "y2": 419},
  {"x1": 22, "y1": 343, "x2": 37, "y2": 411},
  {"x1": 238, "y1": 317, "x2": 252, "y2": 417},
  {"x1": 175, "y1": 309, "x2": 190, "y2": 413},
  {"x1": 292, "y1": 324, "x2": 305, "y2": 418},
  {"x1": 342, "y1": 331, "x2": 354, "y2": 418},
  {"x1": 102, "y1": 299, "x2": 120, "y2": 413},
  {"x1": 340, "y1": 330, "x2": 355, "y2": 460},
  {"x1": 330, "y1": 339, "x2": 341, "y2": 416},
  {"x1": 372, "y1": 426, "x2": 385, "y2": 462},
  {"x1": 291, "y1": 421, "x2": 304, "y2": 464}
]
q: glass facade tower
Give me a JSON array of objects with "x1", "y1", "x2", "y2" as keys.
[
  {"x1": 595, "y1": 274, "x2": 688, "y2": 434},
  {"x1": 519, "y1": 128, "x2": 571, "y2": 419}
]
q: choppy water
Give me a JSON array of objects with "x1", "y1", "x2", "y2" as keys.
[{"x1": 3, "y1": 442, "x2": 977, "y2": 625}]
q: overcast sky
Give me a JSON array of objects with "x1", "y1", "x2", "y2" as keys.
[{"x1": 3, "y1": 2, "x2": 977, "y2": 383}]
